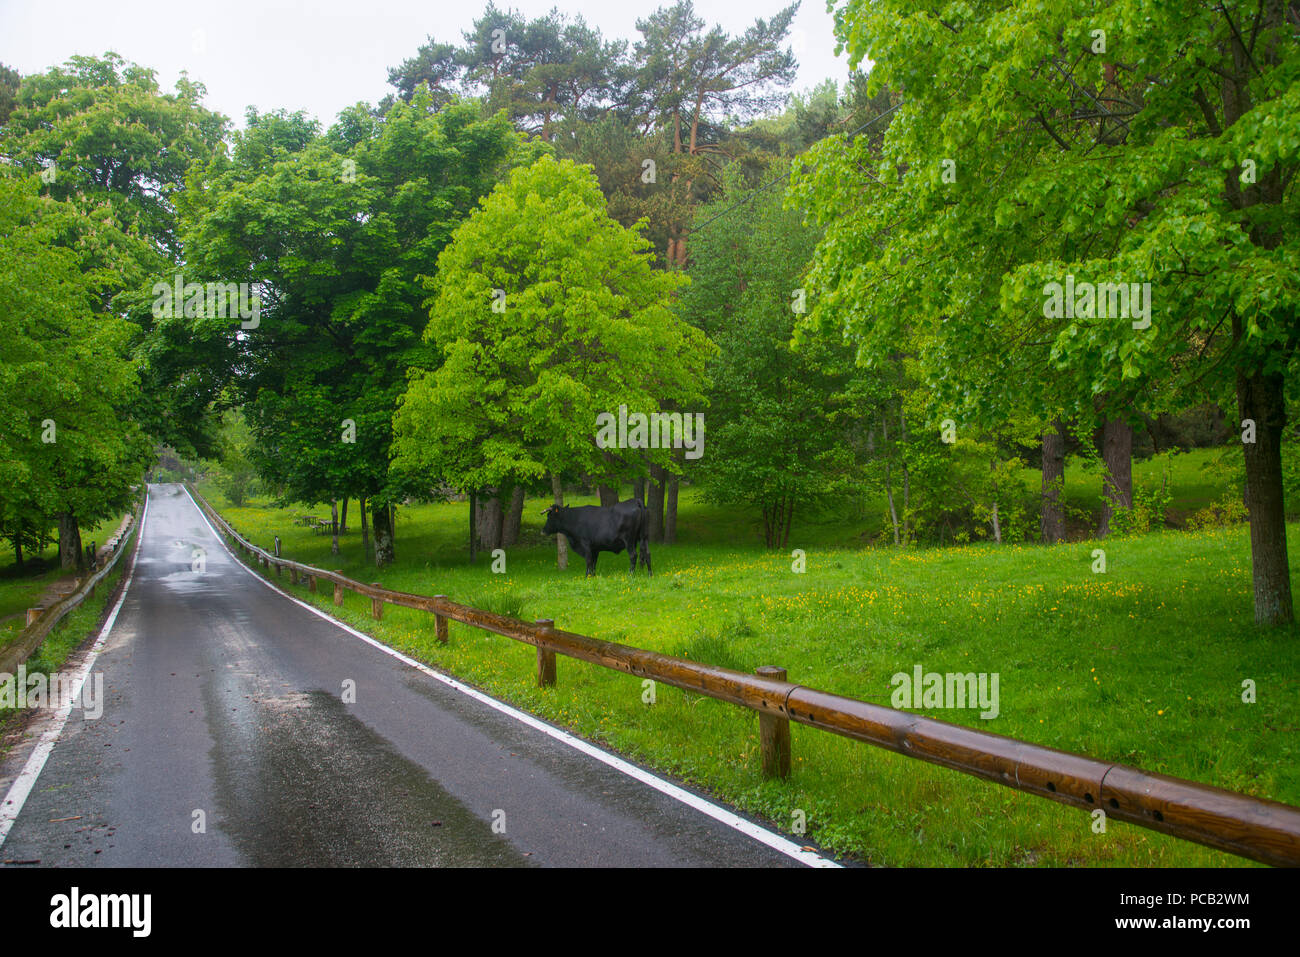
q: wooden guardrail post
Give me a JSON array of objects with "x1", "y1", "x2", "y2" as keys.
[
  {"x1": 756, "y1": 665, "x2": 791, "y2": 780},
  {"x1": 290, "y1": 565, "x2": 299, "y2": 585},
  {"x1": 308, "y1": 574, "x2": 317, "y2": 593},
  {"x1": 434, "y1": 596, "x2": 449, "y2": 645},
  {"x1": 370, "y1": 584, "x2": 383, "y2": 619},
  {"x1": 535, "y1": 619, "x2": 557, "y2": 687},
  {"x1": 333, "y1": 573, "x2": 345, "y2": 607}
]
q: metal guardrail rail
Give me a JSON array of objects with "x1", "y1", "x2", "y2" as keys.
[{"x1": 187, "y1": 483, "x2": 1300, "y2": 867}]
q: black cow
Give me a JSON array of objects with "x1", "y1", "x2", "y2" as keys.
[{"x1": 542, "y1": 498, "x2": 651, "y2": 577}]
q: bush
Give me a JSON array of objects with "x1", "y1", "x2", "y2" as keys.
[
  {"x1": 902, "y1": 438, "x2": 1037, "y2": 545},
  {"x1": 216, "y1": 466, "x2": 258, "y2": 508},
  {"x1": 1187, "y1": 493, "x2": 1248, "y2": 531},
  {"x1": 1111, "y1": 474, "x2": 1174, "y2": 537}
]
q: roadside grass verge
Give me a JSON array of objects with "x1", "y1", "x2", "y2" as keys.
[
  {"x1": 194, "y1": 480, "x2": 1299, "y2": 867},
  {"x1": 0, "y1": 512, "x2": 132, "y2": 655},
  {"x1": 0, "y1": 538, "x2": 132, "y2": 759}
]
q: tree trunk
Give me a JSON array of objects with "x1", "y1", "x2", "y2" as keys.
[
  {"x1": 339, "y1": 497, "x2": 348, "y2": 534},
  {"x1": 58, "y1": 512, "x2": 83, "y2": 572},
  {"x1": 647, "y1": 464, "x2": 666, "y2": 543},
  {"x1": 473, "y1": 488, "x2": 483, "y2": 564},
  {"x1": 1097, "y1": 417, "x2": 1133, "y2": 538},
  {"x1": 633, "y1": 476, "x2": 646, "y2": 502},
  {"x1": 991, "y1": 501, "x2": 1002, "y2": 544},
  {"x1": 899, "y1": 404, "x2": 911, "y2": 541},
  {"x1": 477, "y1": 492, "x2": 504, "y2": 550},
  {"x1": 882, "y1": 412, "x2": 900, "y2": 545},
  {"x1": 781, "y1": 495, "x2": 794, "y2": 549},
  {"x1": 884, "y1": 468, "x2": 900, "y2": 545},
  {"x1": 1238, "y1": 367, "x2": 1294, "y2": 624},
  {"x1": 13, "y1": 536, "x2": 22, "y2": 567},
  {"x1": 1041, "y1": 420, "x2": 1066, "y2": 543},
  {"x1": 551, "y1": 474, "x2": 568, "y2": 570},
  {"x1": 372, "y1": 501, "x2": 393, "y2": 567},
  {"x1": 665, "y1": 474, "x2": 679, "y2": 544},
  {"x1": 331, "y1": 500, "x2": 340, "y2": 556},
  {"x1": 502, "y1": 485, "x2": 525, "y2": 547},
  {"x1": 598, "y1": 484, "x2": 619, "y2": 507},
  {"x1": 360, "y1": 495, "x2": 370, "y2": 561}
]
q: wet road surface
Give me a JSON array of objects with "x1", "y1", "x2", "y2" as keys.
[{"x1": 0, "y1": 484, "x2": 816, "y2": 867}]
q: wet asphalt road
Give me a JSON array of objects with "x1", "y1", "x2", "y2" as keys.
[{"x1": 0, "y1": 484, "x2": 808, "y2": 867}]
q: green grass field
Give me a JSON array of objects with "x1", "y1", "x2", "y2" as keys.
[{"x1": 192, "y1": 448, "x2": 1300, "y2": 867}]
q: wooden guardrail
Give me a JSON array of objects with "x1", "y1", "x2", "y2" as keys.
[
  {"x1": 186, "y1": 483, "x2": 1300, "y2": 867},
  {"x1": 0, "y1": 498, "x2": 144, "y2": 677}
]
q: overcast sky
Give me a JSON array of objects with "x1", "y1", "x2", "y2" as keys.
[{"x1": 0, "y1": 0, "x2": 855, "y2": 130}]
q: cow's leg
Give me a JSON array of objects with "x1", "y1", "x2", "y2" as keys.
[
  {"x1": 640, "y1": 537, "x2": 652, "y2": 576},
  {"x1": 629, "y1": 542, "x2": 637, "y2": 575},
  {"x1": 586, "y1": 553, "x2": 597, "y2": 577}
]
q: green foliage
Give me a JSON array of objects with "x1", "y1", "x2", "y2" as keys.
[
  {"x1": 1112, "y1": 473, "x2": 1175, "y2": 537},
  {"x1": 799, "y1": 0, "x2": 1299, "y2": 424},
  {"x1": 180, "y1": 91, "x2": 535, "y2": 520},
  {"x1": 0, "y1": 173, "x2": 152, "y2": 557},
  {"x1": 797, "y1": 0, "x2": 1300, "y2": 619},
  {"x1": 392, "y1": 155, "x2": 712, "y2": 496},
  {"x1": 902, "y1": 436, "x2": 1036, "y2": 546},
  {"x1": 0, "y1": 53, "x2": 230, "y2": 460},
  {"x1": 207, "y1": 410, "x2": 259, "y2": 508},
  {"x1": 1283, "y1": 437, "x2": 1300, "y2": 512},
  {"x1": 388, "y1": 2, "x2": 801, "y2": 268},
  {"x1": 2, "y1": 52, "x2": 226, "y2": 261},
  {"x1": 1187, "y1": 494, "x2": 1248, "y2": 532},
  {"x1": 681, "y1": 161, "x2": 868, "y2": 545}
]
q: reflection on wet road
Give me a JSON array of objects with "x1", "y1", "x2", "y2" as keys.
[{"x1": 209, "y1": 690, "x2": 526, "y2": 867}]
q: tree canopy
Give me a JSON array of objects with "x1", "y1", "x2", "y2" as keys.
[{"x1": 392, "y1": 155, "x2": 714, "y2": 499}]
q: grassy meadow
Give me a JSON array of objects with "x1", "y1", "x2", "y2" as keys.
[{"x1": 191, "y1": 446, "x2": 1300, "y2": 867}]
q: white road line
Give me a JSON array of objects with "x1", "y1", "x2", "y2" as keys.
[
  {"x1": 0, "y1": 493, "x2": 150, "y2": 850},
  {"x1": 184, "y1": 485, "x2": 839, "y2": 868}
]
